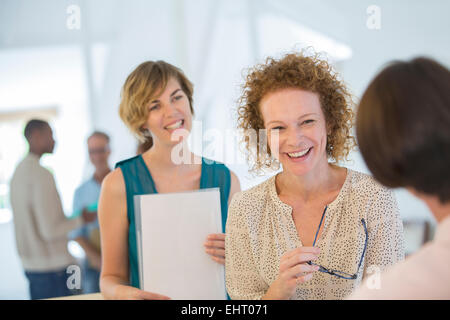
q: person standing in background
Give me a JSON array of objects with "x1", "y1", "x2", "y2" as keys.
[
  {"x1": 69, "y1": 131, "x2": 111, "y2": 294},
  {"x1": 10, "y1": 119, "x2": 81, "y2": 300}
]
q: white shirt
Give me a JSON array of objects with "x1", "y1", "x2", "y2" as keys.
[
  {"x1": 225, "y1": 168, "x2": 405, "y2": 300},
  {"x1": 10, "y1": 153, "x2": 81, "y2": 271},
  {"x1": 348, "y1": 215, "x2": 450, "y2": 300}
]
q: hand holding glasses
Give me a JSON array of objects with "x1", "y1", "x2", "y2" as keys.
[
  {"x1": 267, "y1": 206, "x2": 369, "y2": 299},
  {"x1": 306, "y1": 206, "x2": 369, "y2": 280}
]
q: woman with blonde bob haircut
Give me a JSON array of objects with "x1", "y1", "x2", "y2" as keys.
[
  {"x1": 99, "y1": 60, "x2": 240, "y2": 299},
  {"x1": 225, "y1": 51, "x2": 405, "y2": 300}
]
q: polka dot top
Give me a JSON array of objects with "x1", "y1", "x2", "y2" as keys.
[{"x1": 225, "y1": 168, "x2": 405, "y2": 300}]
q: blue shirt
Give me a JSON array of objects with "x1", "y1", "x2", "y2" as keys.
[{"x1": 69, "y1": 177, "x2": 101, "y2": 240}]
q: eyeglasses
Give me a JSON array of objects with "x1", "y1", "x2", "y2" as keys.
[{"x1": 307, "y1": 206, "x2": 368, "y2": 280}]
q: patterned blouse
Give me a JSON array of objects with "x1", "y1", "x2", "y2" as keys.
[{"x1": 225, "y1": 168, "x2": 405, "y2": 300}]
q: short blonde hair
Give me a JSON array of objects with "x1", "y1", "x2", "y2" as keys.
[
  {"x1": 119, "y1": 60, "x2": 194, "y2": 142},
  {"x1": 237, "y1": 51, "x2": 356, "y2": 174}
]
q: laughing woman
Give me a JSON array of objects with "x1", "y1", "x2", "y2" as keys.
[
  {"x1": 98, "y1": 61, "x2": 240, "y2": 299},
  {"x1": 225, "y1": 52, "x2": 405, "y2": 300}
]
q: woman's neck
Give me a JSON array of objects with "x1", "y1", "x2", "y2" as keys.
[
  {"x1": 277, "y1": 159, "x2": 343, "y2": 203},
  {"x1": 144, "y1": 140, "x2": 199, "y2": 171}
]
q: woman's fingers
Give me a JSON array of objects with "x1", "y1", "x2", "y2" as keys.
[
  {"x1": 207, "y1": 233, "x2": 225, "y2": 241},
  {"x1": 210, "y1": 256, "x2": 225, "y2": 265},
  {"x1": 295, "y1": 273, "x2": 314, "y2": 285},
  {"x1": 284, "y1": 263, "x2": 319, "y2": 280},
  {"x1": 204, "y1": 234, "x2": 225, "y2": 249},
  {"x1": 205, "y1": 247, "x2": 225, "y2": 258},
  {"x1": 138, "y1": 290, "x2": 171, "y2": 300},
  {"x1": 282, "y1": 246, "x2": 320, "y2": 260},
  {"x1": 204, "y1": 240, "x2": 225, "y2": 249},
  {"x1": 281, "y1": 252, "x2": 319, "y2": 271},
  {"x1": 204, "y1": 233, "x2": 226, "y2": 265}
]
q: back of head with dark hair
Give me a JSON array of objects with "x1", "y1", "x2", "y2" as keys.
[
  {"x1": 24, "y1": 119, "x2": 49, "y2": 141},
  {"x1": 356, "y1": 57, "x2": 450, "y2": 203}
]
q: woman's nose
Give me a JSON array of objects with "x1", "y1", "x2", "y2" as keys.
[
  {"x1": 164, "y1": 101, "x2": 179, "y2": 116},
  {"x1": 285, "y1": 127, "x2": 303, "y2": 148}
]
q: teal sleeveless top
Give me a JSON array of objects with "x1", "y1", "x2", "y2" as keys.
[{"x1": 115, "y1": 155, "x2": 231, "y2": 289}]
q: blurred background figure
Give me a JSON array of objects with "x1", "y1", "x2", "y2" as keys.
[
  {"x1": 9, "y1": 119, "x2": 81, "y2": 300},
  {"x1": 69, "y1": 131, "x2": 111, "y2": 294}
]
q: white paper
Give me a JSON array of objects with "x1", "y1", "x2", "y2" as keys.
[{"x1": 134, "y1": 188, "x2": 226, "y2": 300}]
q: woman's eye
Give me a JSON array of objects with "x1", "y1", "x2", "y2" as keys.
[
  {"x1": 149, "y1": 105, "x2": 159, "y2": 111},
  {"x1": 302, "y1": 119, "x2": 315, "y2": 125},
  {"x1": 271, "y1": 126, "x2": 284, "y2": 131},
  {"x1": 173, "y1": 95, "x2": 183, "y2": 102}
]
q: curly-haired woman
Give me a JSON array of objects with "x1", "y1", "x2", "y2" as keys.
[{"x1": 225, "y1": 52, "x2": 405, "y2": 300}]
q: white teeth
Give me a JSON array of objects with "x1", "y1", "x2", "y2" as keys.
[
  {"x1": 165, "y1": 120, "x2": 183, "y2": 130},
  {"x1": 288, "y1": 148, "x2": 310, "y2": 158}
]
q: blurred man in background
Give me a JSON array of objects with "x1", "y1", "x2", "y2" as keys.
[
  {"x1": 10, "y1": 119, "x2": 81, "y2": 300},
  {"x1": 69, "y1": 131, "x2": 111, "y2": 293}
]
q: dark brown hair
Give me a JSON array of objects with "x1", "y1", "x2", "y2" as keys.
[
  {"x1": 356, "y1": 57, "x2": 450, "y2": 203},
  {"x1": 24, "y1": 119, "x2": 49, "y2": 141}
]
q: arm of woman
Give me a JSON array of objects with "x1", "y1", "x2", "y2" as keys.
[
  {"x1": 204, "y1": 170, "x2": 241, "y2": 265},
  {"x1": 98, "y1": 168, "x2": 169, "y2": 300}
]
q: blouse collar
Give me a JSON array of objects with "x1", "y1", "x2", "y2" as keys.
[{"x1": 268, "y1": 168, "x2": 353, "y2": 214}]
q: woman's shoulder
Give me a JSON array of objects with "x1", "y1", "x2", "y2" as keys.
[
  {"x1": 344, "y1": 168, "x2": 399, "y2": 219},
  {"x1": 347, "y1": 168, "x2": 393, "y2": 197},
  {"x1": 115, "y1": 155, "x2": 141, "y2": 169},
  {"x1": 102, "y1": 167, "x2": 126, "y2": 196}
]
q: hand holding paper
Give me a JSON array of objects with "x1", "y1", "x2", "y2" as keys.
[
  {"x1": 134, "y1": 188, "x2": 227, "y2": 300},
  {"x1": 204, "y1": 233, "x2": 226, "y2": 265}
]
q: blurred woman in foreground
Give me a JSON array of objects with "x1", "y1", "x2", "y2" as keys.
[{"x1": 349, "y1": 57, "x2": 450, "y2": 299}]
